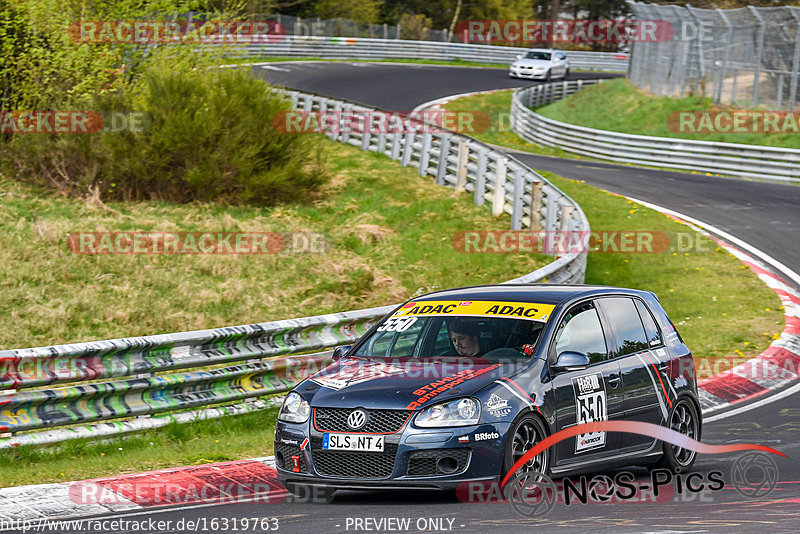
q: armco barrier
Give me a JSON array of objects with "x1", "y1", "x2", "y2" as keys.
[
  {"x1": 0, "y1": 89, "x2": 589, "y2": 448},
  {"x1": 511, "y1": 80, "x2": 800, "y2": 183},
  {"x1": 218, "y1": 35, "x2": 629, "y2": 72}
]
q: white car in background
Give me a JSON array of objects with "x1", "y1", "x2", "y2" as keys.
[{"x1": 509, "y1": 49, "x2": 570, "y2": 81}]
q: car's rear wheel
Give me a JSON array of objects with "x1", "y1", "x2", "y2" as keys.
[
  {"x1": 655, "y1": 398, "x2": 699, "y2": 473},
  {"x1": 563, "y1": 68, "x2": 570, "y2": 79},
  {"x1": 503, "y1": 414, "x2": 550, "y2": 480}
]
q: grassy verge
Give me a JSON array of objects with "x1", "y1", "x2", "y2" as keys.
[
  {"x1": 537, "y1": 78, "x2": 800, "y2": 149},
  {"x1": 226, "y1": 56, "x2": 507, "y2": 69},
  {"x1": 445, "y1": 91, "x2": 784, "y2": 364},
  {"x1": 0, "y1": 137, "x2": 549, "y2": 349},
  {"x1": 0, "y1": 407, "x2": 280, "y2": 487}
]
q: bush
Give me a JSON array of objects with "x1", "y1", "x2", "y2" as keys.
[{"x1": 2, "y1": 60, "x2": 326, "y2": 205}]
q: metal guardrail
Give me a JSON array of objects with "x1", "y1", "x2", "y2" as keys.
[
  {"x1": 511, "y1": 80, "x2": 800, "y2": 183},
  {"x1": 0, "y1": 88, "x2": 590, "y2": 448},
  {"x1": 218, "y1": 35, "x2": 629, "y2": 72}
]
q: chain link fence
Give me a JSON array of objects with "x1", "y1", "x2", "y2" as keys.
[{"x1": 629, "y1": 2, "x2": 800, "y2": 109}]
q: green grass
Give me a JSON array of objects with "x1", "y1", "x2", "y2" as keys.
[
  {"x1": 445, "y1": 90, "x2": 784, "y2": 364},
  {"x1": 0, "y1": 137, "x2": 549, "y2": 350},
  {"x1": 442, "y1": 89, "x2": 593, "y2": 160},
  {"x1": 0, "y1": 407, "x2": 280, "y2": 487},
  {"x1": 226, "y1": 56, "x2": 509, "y2": 69},
  {"x1": 537, "y1": 78, "x2": 800, "y2": 149}
]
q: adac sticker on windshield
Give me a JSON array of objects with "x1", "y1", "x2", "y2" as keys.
[{"x1": 391, "y1": 300, "x2": 555, "y2": 322}]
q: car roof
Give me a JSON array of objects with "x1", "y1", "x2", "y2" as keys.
[
  {"x1": 410, "y1": 284, "x2": 654, "y2": 306},
  {"x1": 526, "y1": 48, "x2": 556, "y2": 53}
]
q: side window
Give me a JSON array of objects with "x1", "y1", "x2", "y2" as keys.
[
  {"x1": 554, "y1": 303, "x2": 608, "y2": 364},
  {"x1": 597, "y1": 297, "x2": 649, "y2": 356},
  {"x1": 635, "y1": 299, "x2": 663, "y2": 347}
]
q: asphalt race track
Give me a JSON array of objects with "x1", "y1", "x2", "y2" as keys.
[{"x1": 58, "y1": 63, "x2": 800, "y2": 533}]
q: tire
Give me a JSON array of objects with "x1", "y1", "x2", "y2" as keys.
[
  {"x1": 502, "y1": 413, "x2": 550, "y2": 480},
  {"x1": 654, "y1": 398, "x2": 700, "y2": 473},
  {"x1": 545, "y1": 70, "x2": 551, "y2": 82},
  {"x1": 563, "y1": 68, "x2": 570, "y2": 79}
]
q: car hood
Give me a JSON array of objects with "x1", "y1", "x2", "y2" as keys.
[
  {"x1": 513, "y1": 58, "x2": 551, "y2": 68},
  {"x1": 295, "y1": 356, "x2": 517, "y2": 411}
]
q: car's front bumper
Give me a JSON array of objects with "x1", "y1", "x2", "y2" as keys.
[
  {"x1": 275, "y1": 418, "x2": 510, "y2": 490},
  {"x1": 509, "y1": 68, "x2": 548, "y2": 79}
]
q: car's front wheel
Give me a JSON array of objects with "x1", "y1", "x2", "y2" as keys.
[
  {"x1": 655, "y1": 398, "x2": 700, "y2": 473},
  {"x1": 502, "y1": 413, "x2": 550, "y2": 480},
  {"x1": 563, "y1": 68, "x2": 570, "y2": 79}
]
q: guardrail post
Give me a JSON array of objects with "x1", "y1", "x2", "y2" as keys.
[
  {"x1": 436, "y1": 134, "x2": 452, "y2": 185},
  {"x1": 360, "y1": 114, "x2": 371, "y2": 151},
  {"x1": 419, "y1": 133, "x2": 432, "y2": 176},
  {"x1": 390, "y1": 132, "x2": 402, "y2": 160},
  {"x1": 341, "y1": 104, "x2": 352, "y2": 143},
  {"x1": 511, "y1": 168, "x2": 524, "y2": 231},
  {"x1": 529, "y1": 181, "x2": 543, "y2": 230},
  {"x1": 559, "y1": 205, "x2": 574, "y2": 256},
  {"x1": 474, "y1": 146, "x2": 488, "y2": 205},
  {"x1": 455, "y1": 139, "x2": 469, "y2": 192},
  {"x1": 377, "y1": 130, "x2": 387, "y2": 154},
  {"x1": 492, "y1": 158, "x2": 507, "y2": 216},
  {"x1": 401, "y1": 133, "x2": 415, "y2": 166}
]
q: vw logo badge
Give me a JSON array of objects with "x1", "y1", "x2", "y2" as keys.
[{"x1": 347, "y1": 409, "x2": 368, "y2": 430}]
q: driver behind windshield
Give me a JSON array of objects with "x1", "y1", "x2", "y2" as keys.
[{"x1": 447, "y1": 318, "x2": 483, "y2": 358}]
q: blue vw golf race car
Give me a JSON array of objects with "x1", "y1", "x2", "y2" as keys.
[{"x1": 274, "y1": 284, "x2": 701, "y2": 497}]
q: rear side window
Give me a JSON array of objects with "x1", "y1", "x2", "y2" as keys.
[
  {"x1": 597, "y1": 297, "x2": 649, "y2": 356},
  {"x1": 635, "y1": 299, "x2": 662, "y2": 347}
]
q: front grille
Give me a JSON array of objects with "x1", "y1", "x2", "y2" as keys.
[
  {"x1": 313, "y1": 449, "x2": 397, "y2": 479},
  {"x1": 314, "y1": 408, "x2": 410, "y2": 433},
  {"x1": 275, "y1": 442, "x2": 307, "y2": 472},
  {"x1": 407, "y1": 449, "x2": 470, "y2": 477}
]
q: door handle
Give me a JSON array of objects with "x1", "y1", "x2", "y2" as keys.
[{"x1": 608, "y1": 373, "x2": 621, "y2": 387}]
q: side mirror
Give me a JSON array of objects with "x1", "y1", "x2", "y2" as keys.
[
  {"x1": 332, "y1": 345, "x2": 353, "y2": 361},
  {"x1": 552, "y1": 351, "x2": 590, "y2": 373},
  {"x1": 516, "y1": 54, "x2": 522, "y2": 59}
]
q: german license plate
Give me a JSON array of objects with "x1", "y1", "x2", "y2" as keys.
[{"x1": 322, "y1": 433, "x2": 384, "y2": 452}]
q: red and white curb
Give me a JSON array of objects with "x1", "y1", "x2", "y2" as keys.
[
  {"x1": 0, "y1": 457, "x2": 282, "y2": 523},
  {"x1": 624, "y1": 196, "x2": 800, "y2": 417}
]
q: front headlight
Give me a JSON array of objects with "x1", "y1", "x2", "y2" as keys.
[
  {"x1": 278, "y1": 392, "x2": 310, "y2": 423},
  {"x1": 414, "y1": 398, "x2": 481, "y2": 427}
]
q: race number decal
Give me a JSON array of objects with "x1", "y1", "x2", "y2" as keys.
[{"x1": 572, "y1": 373, "x2": 607, "y2": 453}]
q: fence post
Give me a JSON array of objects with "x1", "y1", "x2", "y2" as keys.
[
  {"x1": 715, "y1": 9, "x2": 733, "y2": 104},
  {"x1": 789, "y1": 7, "x2": 800, "y2": 109},
  {"x1": 455, "y1": 139, "x2": 469, "y2": 192},
  {"x1": 436, "y1": 134, "x2": 452, "y2": 185},
  {"x1": 529, "y1": 181, "x2": 543, "y2": 231},
  {"x1": 748, "y1": 6, "x2": 766, "y2": 107},
  {"x1": 559, "y1": 205, "x2": 574, "y2": 256},
  {"x1": 492, "y1": 158, "x2": 507, "y2": 217},
  {"x1": 474, "y1": 147, "x2": 488, "y2": 205},
  {"x1": 419, "y1": 133, "x2": 432, "y2": 176}
]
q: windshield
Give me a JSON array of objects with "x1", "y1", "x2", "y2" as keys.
[
  {"x1": 354, "y1": 300, "x2": 554, "y2": 361},
  {"x1": 525, "y1": 51, "x2": 551, "y2": 60}
]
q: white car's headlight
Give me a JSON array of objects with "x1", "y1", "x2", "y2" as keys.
[
  {"x1": 278, "y1": 392, "x2": 310, "y2": 423},
  {"x1": 414, "y1": 398, "x2": 480, "y2": 427}
]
